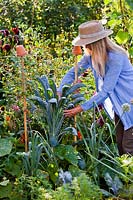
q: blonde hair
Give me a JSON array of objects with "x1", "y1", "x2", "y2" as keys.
[{"x1": 85, "y1": 37, "x2": 127, "y2": 76}]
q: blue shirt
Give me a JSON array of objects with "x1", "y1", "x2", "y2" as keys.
[{"x1": 58, "y1": 51, "x2": 133, "y2": 130}]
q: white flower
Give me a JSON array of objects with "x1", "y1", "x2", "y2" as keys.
[
  {"x1": 121, "y1": 103, "x2": 131, "y2": 112},
  {"x1": 101, "y1": 19, "x2": 107, "y2": 25}
]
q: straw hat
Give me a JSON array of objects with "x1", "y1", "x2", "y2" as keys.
[{"x1": 72, "y1": 20, "x2": 113, "y2": 46}]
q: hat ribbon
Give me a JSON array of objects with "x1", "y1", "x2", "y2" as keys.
[{"x1": 79, "y1": 29, "x2": 107, "y2": 39}]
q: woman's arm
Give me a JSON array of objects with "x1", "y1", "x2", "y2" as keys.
[
  {"x1": 80, "y1": 52, "x2": 124, "y2": 111},
  {"x1": 57, "y1": 55, "x2": 91, "y2": 93},
  {"x1": 64, "y1": 52, "x2": 124, "y2": 117}
]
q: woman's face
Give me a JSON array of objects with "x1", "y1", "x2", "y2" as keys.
[{"x1": 82, "y1": 44, "x2": 92, "y2": 55}]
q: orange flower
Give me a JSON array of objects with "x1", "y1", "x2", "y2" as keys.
[
  {"x1": 77, "y1": 131, "x2": 82, "y2": 140},
  {"x1": 6, "y1": 115, "x2": 10, "y2": 121}
]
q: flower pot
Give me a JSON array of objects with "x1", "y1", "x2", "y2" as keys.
[
  {"x1": 72, "y1": 46, "x2": 82, "y2": 55},
  {"x1": 16, "y1": 45, "x2": 27, "y2": 57}
]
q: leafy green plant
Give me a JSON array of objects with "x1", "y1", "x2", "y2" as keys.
[
  {"x1": 11, "y1": 173, "x2": 52, "y2": 200},
  {"x1": 17, "y1": 132, "x2": 43, "y2": 176},
  {"x1": 116, "y1": 154, "x2": 133, "y2": 184},
  {"x1": 52, "y1": 173, "x2": 103, "y2": 200},
  {"x1": 103, "y1": 0, "x2": 133, "y2": 60},
  {"x1": 104, "y1": 172, "x2": 123, "y2": 196},
  {"x1": 16, "y1": 130, "x2": 79, "y2": 186},
  {"x1": 0, "y1": 138, "x2": 13, "y2": 157},
  {"x1": 76, "y1": 104, "x2": 133, "y2": 190},
  {"x1": 30, "y1": 75, "x2": 85, "y2": 147}
]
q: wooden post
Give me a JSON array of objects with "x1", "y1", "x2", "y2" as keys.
[
  {"x1": 16, "y1": 45, "x2": 28, "y2": 152},
  {"x1": 72, "y1": 46, "x2": 82, "y2": 142}
]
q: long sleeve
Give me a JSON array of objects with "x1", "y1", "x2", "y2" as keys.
[
  {"x1": 81, "y1": 52, "x2": 124, "y2": 111},
  {"x1": 57, "y1": 55, "x2": 91, "y2": 93}
]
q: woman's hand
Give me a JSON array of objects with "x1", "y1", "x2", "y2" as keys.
[{"x1": 64, "y1": 105, "x2": 83, "y2": 118}]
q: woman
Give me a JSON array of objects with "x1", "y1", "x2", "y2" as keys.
[{"x1": 57, "y1": 20, "x2": 133, "y2": 155}]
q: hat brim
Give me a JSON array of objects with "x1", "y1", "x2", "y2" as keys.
[{"x1": 72, "y1": 29, "x2": 113, "y2": 46}]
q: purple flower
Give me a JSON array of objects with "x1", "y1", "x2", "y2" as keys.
[
  {"x1": 4, "y1": 29, "x2": 9, "y2": 36},
  {"x1": 95, "y1": 104, "x2": 103, "y2": 112},
  {"x1": 11, "y1": 105, "x2": 20, "y2": 112}
]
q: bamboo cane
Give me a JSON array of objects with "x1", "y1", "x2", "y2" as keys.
[
  {"x1": 21, "y1": 58, "x2": 28, "y2": 152},
  {"x1": 72, "y1": 46, "x2": 82, "y2": 142},
  {"x1": 16, "y1": 45, "x2": 28, "y2": 152}
]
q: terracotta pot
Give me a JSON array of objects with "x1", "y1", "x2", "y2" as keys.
[
  {"x1": 16, "y1": 45, "x2": 27, "y2": 57},
  {"x1": 72, "y1": 46, "x2": 82, "y2": 56}
]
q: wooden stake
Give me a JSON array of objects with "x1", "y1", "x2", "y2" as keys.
[
  {"x1": 74, "y1": 55, "x2": 78, "y2": 142},
  {"x1": 16, "y1": 45, "x2": 28, "y2": 152},
  {"x1": 72, "y1": 46, "x2": 82, "y2": 142},
  {"x1": 21, "y1": 58, "x2": 28, "y2": 152}
]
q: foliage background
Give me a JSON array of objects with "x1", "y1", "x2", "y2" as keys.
[{"x1": 0, "y1": 0, "x2": 133, "y2": 199}]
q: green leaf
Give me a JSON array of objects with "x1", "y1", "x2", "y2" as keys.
[
  {"x1": 49, "y1": 78, "x2": 57, "y2": 97},
  {"x1": 125, "y1": 0, "x2": 133, "y2": 9},
  {"x1": 0, "y1": 183, "x2": 12, "y2": 198},
  {"x1": 128, "y1": 23, "x2": 133, "y2": 37},
  {"x1": 65, "y1": 83, "x2": 85, "y2": 96},
  {"x1": 129, "y1": 47, "x2": 133, "y2": 56},
  {"x1": 78, "y1": 158, "x2": 86, "y2": 170},
  {"x1": 54, "y1": 144, "x2": 78, "y2": 166},
  {"x1": 62, "y1": 85, "x2": 71, "y2": 96},
  {"x1": 4, "y1": 156, "x2": 23, "y2": 177},
  {"x1": 37, "y1": 75, "x2": 49, "y2": 90},
  {"x1": 108, "y1": 19, "x2": 121, "y2": 27},
  {"x1": 48, "y1": 98, "x2": 57, "y2": 105},
  {"x1": 72, "y1": 97, "x2": 85, "y2": 105},
  {"x1": 71, "y1": 93, "x2": 84, "y2": 99},
  {"x1": 104, "y1": 0, "x2": 113, "y2": 5},
  {"x1": 31, "y1": 96, "x2": 48, "y2": 108},
  {"x1": 0, "y1": 139, "x2": 12, "y2": 157},
  {"x1": 64, "y1": 127, "x2": 77, "y2": 136},
  {"x1": 115, "y1": 31, "x2": 129, "y2": 44}
]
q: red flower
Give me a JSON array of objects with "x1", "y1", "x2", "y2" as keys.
[
  {"x1": 2, "y1": 44, "x2": 11, "y2": 52},
  {"x1": 77, "y1": 131, "x2": 82, "y2": 140},
  {"x1": 12, "y1": 27, "x2": 19, "y2": 35},
  {"x1": 96, "y1": 117, "x2": 104, "y2": 127}
]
